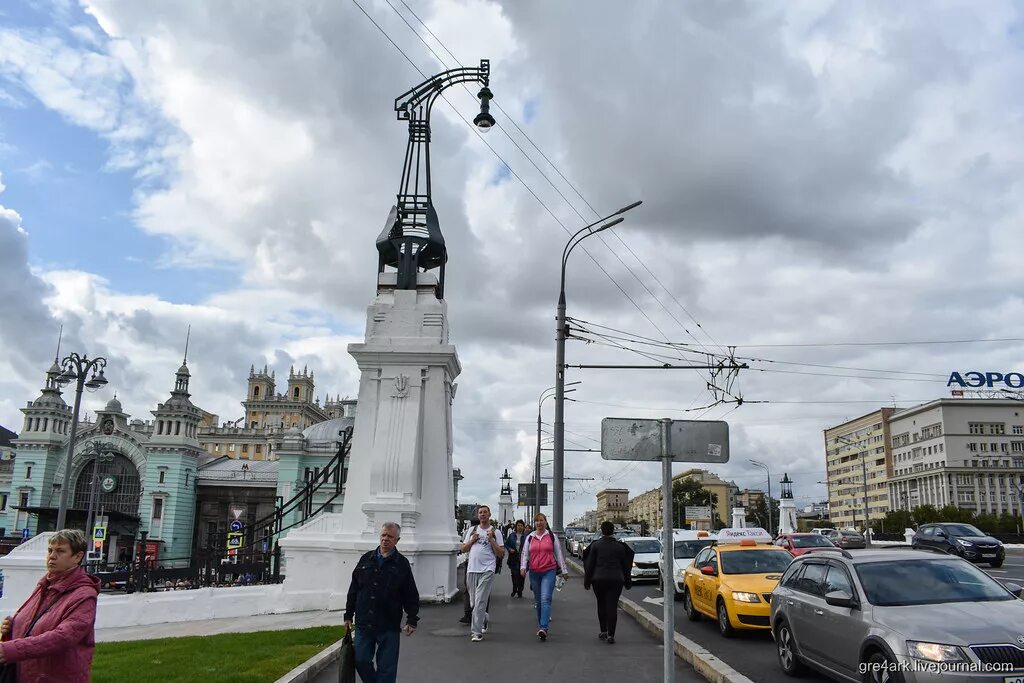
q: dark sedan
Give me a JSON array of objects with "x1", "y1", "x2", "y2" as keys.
[
  {"x1": 912, "y1": 522, "x2": 1005, "y2": 568},
  {"x1": 822, "y1": 529, "x2": 866, "y2": 549}
]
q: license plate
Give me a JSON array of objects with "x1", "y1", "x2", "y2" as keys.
[
  {"x1": 640, "y1": 569, "x2": 657, "y2": 575},
  {"x1": 1003, "y1": 676, "x2": 1023, "y2": 683},
  {"x1": 982, "y1": 554, "x2": 996, "y2": 558}
]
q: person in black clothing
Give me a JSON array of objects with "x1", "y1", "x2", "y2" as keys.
[
  {"x1": 504, "y1": 520, "x2": 528, "y2": 597},
  {"x1": 344, "y1": 522, "x2": 419, "y2": 683},
  {"x1": 583, "y1": 521, "x2": 633, "y2": 644}
]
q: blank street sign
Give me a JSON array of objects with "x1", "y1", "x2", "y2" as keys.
[{"x1": 600, "y1": 418, "x2": 730, "y2": 463}]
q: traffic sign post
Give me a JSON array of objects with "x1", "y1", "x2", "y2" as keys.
[
  {"x1": 602, "y1": 418, "x2": 730, "y2": 683},
  {"x1": 230, "y1": 520, "x2": 243, "y2": 532},
  {"x1": 227, "y1": 531, "x2": 243, "y2": 556}
]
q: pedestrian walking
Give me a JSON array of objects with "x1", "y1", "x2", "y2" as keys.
[
  {"x1": 504, "y1": 520, "x2": 528, "y2": 598},
  {"x1": 519, "y1": 512, "x2": 568, "y2": 641},
  {"x1": 583, "y1": 521, "x2": 634, "y2": 644},
  {"x1": 343, "y1": 522, "x2": 419, "y2": 683},
  {"x1": 459, "y1": 516, "x2": 479, "y2": 624},
  {"x1": 0, "y1": 529, "x2": 100, "y2": 682},
  {"x1": 461, "y1": 505, "x2": 504, "y2": 642}
]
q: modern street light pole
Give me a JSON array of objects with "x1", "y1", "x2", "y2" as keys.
[
  {"x1": 537, "y1": 383, "x2": 579, "y2": 520},
  {"x1": 749, "y1": 460, "x2": 772, "y2": 534},
  {"x1": 834, "y1": 434, "x2": 871, "y2": 546},
  {"x1": 554, "y1": 201, "x2": 642, "y2": 535},
  {"x1": 55, "y1": 353, "x2": 108, "y2": 530}
]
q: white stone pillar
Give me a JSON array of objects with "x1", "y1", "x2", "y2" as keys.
[
  {"x1": 280, "y1": 273, "x2": 462, "y2": 606},
  {"x1": 731, "y1": 507, "x2": 746, "y2": 528}
]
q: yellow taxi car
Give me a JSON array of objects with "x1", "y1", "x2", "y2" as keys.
[{"x1": 681, "y1": 528, "x2": 794, "y2": 637}]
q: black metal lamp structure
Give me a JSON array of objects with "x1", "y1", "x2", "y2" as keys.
[
  {"x1": 376, "y1": 59, "x2": 493, "y2": 299},
  {"x1": 55, "y1": 353, "x2": 108, "y2": 529}
]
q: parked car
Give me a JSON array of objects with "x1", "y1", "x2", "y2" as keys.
[
  {"x1": 775, "y1": 533, "x2": 838, "y2": 557},
  {"x1": 621, "y1": 537, "x2": 663, "y2": 583},
  {"x1": 681, "y1": 528, "x2": 794, "y2": 637},
  {"x1": 810, "y1": 528, "x2": 836, "y2": 535},
  {"x1": 912, "y1": 523, "x2": 1005, "y2": 568},
  {"x1": 577, "y1": 533, "x2": 598, "y2": 558},
  {"x1": 771, "y1": 548, "x2": 1024, "y2": 683},
  {"x1": 614, "y1": 529, "x2": 639, "y2": 540},
  {"x1": 658, "y1": 531, "x2": 717, "y2": 600},
  {"x1": 569, "y1": 532, "x2": 589, "y2": 557},
  {"x1": 821, "y1": 529, "x2": 866, "y2": 550}
]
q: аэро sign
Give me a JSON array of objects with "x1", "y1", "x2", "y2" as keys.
[{"x1": 947, "y1": 371, "x2": 1024, "y2": 389}]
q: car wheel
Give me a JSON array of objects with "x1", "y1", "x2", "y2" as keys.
[
  {"x1": 775, "y1": 621, "x2": 804, "y2": 676},
  {"x1": 863, "y1": 650, "x2": 904, "y2": 683},
  {"x1": 716, "y1": 599, "x2": 735, "y2": 638},
  {"x1": 683, "y1": 589, "x2": 701, "y2": 621},
  {"x1": 990, "y1": 559, "x2": 1003, "y2": 568},
  {"x1": 673, "y1": 585, "x2": 684, "y2": 601}
]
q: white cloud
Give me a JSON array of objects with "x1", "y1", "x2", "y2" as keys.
[{"x1": 2, "y1": 1, "x2": 1024, "y2": 522}]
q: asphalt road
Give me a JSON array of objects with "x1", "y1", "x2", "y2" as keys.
[{"x1": 612, "y1": 548, "x2": 1024, "y2": 683}]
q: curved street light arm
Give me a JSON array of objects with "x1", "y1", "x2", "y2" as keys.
[{"x1": 394, "y1": 62, "x2": 490, "y2": 119}]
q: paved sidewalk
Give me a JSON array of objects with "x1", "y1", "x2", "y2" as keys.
[{"x1": 312, "y1": 566, "x2": 694, "y2": 682}]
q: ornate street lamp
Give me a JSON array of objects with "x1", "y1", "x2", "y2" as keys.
[
  {"x1": 376, "y1": 59, "x2": 494, "y2": 299},
  {"x1": 55, "y1": 352, "x2": 108, "y2": 529}
]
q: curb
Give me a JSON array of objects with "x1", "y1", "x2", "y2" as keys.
[
  {"x1": 274, "y1": 637, "x2": 344, "y2": 683},
  {"x1": 566, "y1": 557, "x2": 753, "y2": 683}
]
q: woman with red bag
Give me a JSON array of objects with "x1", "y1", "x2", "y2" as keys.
[{"x1": 519, "y1": 513, "x2": 569, "y2": 641}]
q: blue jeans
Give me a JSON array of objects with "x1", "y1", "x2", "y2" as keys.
[
  {"x1": 529, "y1": 568, "x2": 557, "y2": 630},
  {"x1": 353, "y1": 627, "x2": 400, "y2": 683}
]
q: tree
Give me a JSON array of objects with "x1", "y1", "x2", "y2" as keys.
[
  {"x1": 745, "y1": 495, "x2": 780, "y2": 534},
  {"x1": 672, "y1": 478, "x2": 712, "y2": 528}
]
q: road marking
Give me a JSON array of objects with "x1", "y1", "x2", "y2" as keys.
[
  {"x1": 988, "y1": 569, "x2": 1007, "y2": 573},
  {"x1": 643, "y1": 596, "x2": 665, "y2": 606}
]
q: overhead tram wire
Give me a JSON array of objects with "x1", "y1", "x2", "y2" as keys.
[
  {"x1": 384, "y1": 0, "x2": 728, "y2": 368},
  {"x1": 354, "y1": 0, "x2": 683, "y2": 351},
  {"x1": 731, "y1": 337, "x2": 1024, "y2": 349},
  {"x1": 569, "y1": 319, "x2": 953, "y2": 379}
]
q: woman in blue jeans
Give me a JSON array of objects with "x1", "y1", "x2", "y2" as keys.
[{"x1": 519, "y1": 513, "x2": 569, "y2": 640}]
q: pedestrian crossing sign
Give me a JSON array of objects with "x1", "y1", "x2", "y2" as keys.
[
  {"x1": 227, "y1": 532, "x2": 243, "y2": 550},
  {"x1": 93, "y1": 526, "x2": 106, "y2": 541}
]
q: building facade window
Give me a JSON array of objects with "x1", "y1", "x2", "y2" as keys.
[{"x1": 158, "y1": 470, "x2": 166, "y2": 484}]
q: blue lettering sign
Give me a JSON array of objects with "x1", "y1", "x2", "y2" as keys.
[
  {"x1": 948, "y1": 371, "x2": 1024, "y2": 389},
  {"x1": 965, "y1": 371, "x2": 986, "y2": 388}
]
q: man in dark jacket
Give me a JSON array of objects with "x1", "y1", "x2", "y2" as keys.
[
  {"x1": 583, "y1": 521, "x2": 633, "y2": 644},
  {"x1": 344, "y1": 522, "x2": 419, "y2": 683}
]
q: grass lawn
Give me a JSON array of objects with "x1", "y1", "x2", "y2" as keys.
[{"x1": 93, "y1": 625, "x2": 345, "y2": 683}]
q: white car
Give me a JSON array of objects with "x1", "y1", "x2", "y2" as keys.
[
  {"x1": 658, "y1": 531, "x2": 717, "y2": 600},
  {"x1": 622, "y1": 537, "x2": 663, "y2": 582}
]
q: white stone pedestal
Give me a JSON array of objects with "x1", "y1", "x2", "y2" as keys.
[
  {"x1": 778, "y1": 498, "x2": 798, "y2": 535},
  {"x1": 731, "y1": 507, "x2": 747, "y2": 528},
  {"x1": 0, "y1": 533, "x2": 54, "y2": 616},
  {"x1": 281, "y1": 273, "x2": 461, "y2": 604},
  {"x1": 499, "y1": 493, "x2": 514, "y2": 526}
]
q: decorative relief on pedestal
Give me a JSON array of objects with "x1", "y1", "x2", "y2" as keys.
[
  {"x1": 391, "y1": 374, "x2": 410, "y2": 399},
  {"x1": 401, "y1": 512, "x2": 419, "y2": 530}
]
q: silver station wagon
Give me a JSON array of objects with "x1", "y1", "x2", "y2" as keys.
[{"x1": 770, "y1": 548, "x2": 1024, "y2": 683}]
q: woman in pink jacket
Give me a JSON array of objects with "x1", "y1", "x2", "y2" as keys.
[
  {"x1": 0, "y1": 529, "x2": 101, "y2": 682},
  {"x1": 519, "y1": 513, "x2": 568, "y2": 641}
]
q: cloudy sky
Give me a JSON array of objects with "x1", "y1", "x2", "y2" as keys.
[{"x1": 2, "y1": 0, "x2": 1024, "y2": 523}]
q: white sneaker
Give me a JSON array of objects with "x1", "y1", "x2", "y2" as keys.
[{"x1": 471, "y1": 634, "x2": 483, "y2": 642}]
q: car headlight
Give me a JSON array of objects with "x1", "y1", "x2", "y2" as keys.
[
  {"x1": 731, "y1": 591, "x2": 760, "y2": 603},
  {"x1": 678, "y1": 568, "x2": 687, "y2": 578},
  {"x1": 906, "y1": 641, "x2": 966, "y2": 663},
  {"x1": 955, "y1": 538, "x2": 972, "y2": 547},
  {"x1": 632, "y1": 562, "x2": 638, "y2": 567}
]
